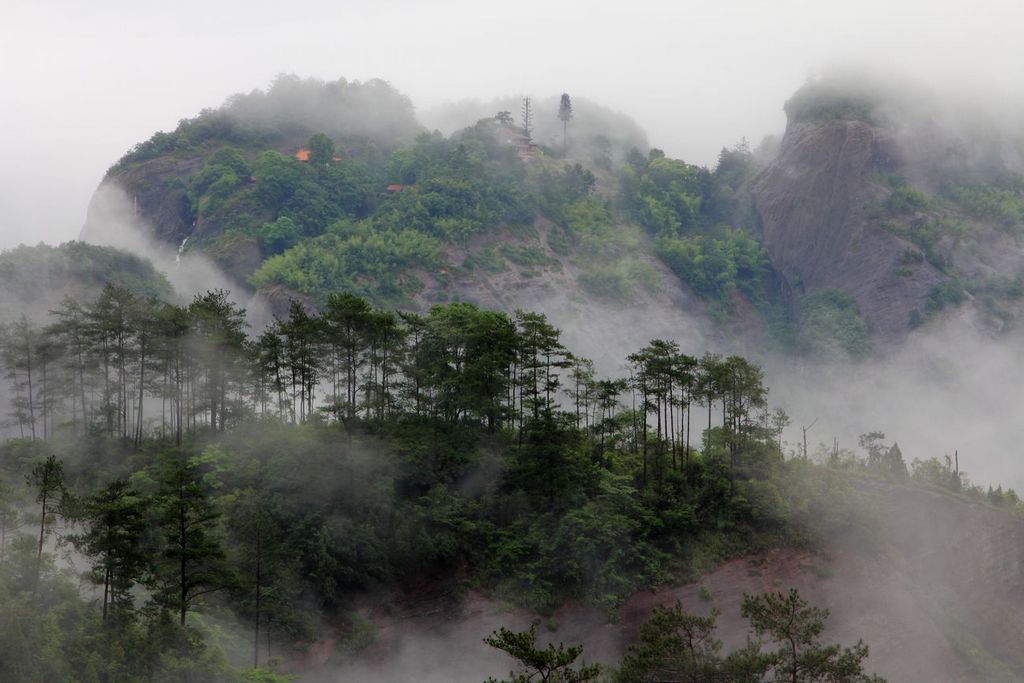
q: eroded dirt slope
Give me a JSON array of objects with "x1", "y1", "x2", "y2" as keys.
[{"x1": 304, "y1": 479, "x2": 1024, "y2": 682}]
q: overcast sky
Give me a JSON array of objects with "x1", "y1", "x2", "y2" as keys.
[{"x1": 2, "y1": 0, "x2": 1024, "y2": 250}]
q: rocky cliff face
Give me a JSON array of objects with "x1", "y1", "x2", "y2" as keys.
[
  {"x1": 751, "y1": 117, "x2": 948, "y2": 340},
  {"x1": 81, "y1": 77, "x2": 1024, "y2": 351},
  {"x1": 83, "y1": 158, "x2": 199, "y2": 247},
  {"x1": 82, "y1": 152, "x2": 270, "y2": 287},
  {"x1": 752, "y1": 78, "x2": 1024, "y2": 343}
]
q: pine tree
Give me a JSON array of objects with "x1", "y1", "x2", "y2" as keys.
[
  {"x1": 521, "y1": 96, "x2": 533, "y2": 142},
  {"x1": 484, "y1": 624, "x2": 600, "y2": 683},
  {"x1": 226, "y1": 489, "x2": 297, "y2": 669},
  {"x1": 616, "y1": 602, "x2": 723, "y2": 683},
  {"x1": 27, "y1": 454, "x2": 65, "y2": 565},
  {"x1": 558, "y1": 93, "x2": 574, "y2": 156},
  {"x1": 188, "y1": 290, "x2": 247, "y2": 431},
  {"x1": 741, "y1": 589, "x2": 884, "y2": 683},
  {"x1": 68, "y1": 479, "x2": 150, "y2": 620},
  {"x1": 0, "y1": 316, "x2": 41, "y2": 439},
  {"x1": 152, "y1": 455, "x2": 228, "y2": 626}
]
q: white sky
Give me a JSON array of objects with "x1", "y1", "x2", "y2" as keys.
[{"x1": 2, "y1": 0, "x2": 1024, "y2": 249}]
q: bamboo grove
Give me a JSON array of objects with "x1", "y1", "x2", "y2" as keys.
[{"x1": 0, "y1": 284, "x2": 780, "y2": 484}]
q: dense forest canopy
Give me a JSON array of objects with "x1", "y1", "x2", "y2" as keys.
[
  {"x1": 99, "y1": 75, "x2": 805, "y2": 351},
  {"x1": 17, "y1": 73, "x2": 1024, "y2": 680},
  {"x1": 0, "y1": 281, "x2": 973, "y2": 680},
  {"x1": 112, "y1": 75, "x2": 423, "y2": 172},
  {"x1": 94, "y1": 73, "x2": 1024, "y2": 366},
  {"x1": 0, "y1": 242, "x2": 172, "y2": 323}
]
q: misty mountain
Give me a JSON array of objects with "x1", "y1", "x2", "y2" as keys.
[
  {"x1": 80, "y1": 76, "x2": 776, "y2": 362},
  {"x1": 7, "y1": 276, "x2": 1014, "y2": 682},
  {"x1": 752, "y1": 74, "x2": 1024, "y2": 343},
  {"x1": 7, "y1": 70, "x2": 1024, "y2": 683},
  {"x1": 0, "y1": 241, "x2": 171, "y2": 322},
  {"x1": 419, "y1": 94, "x2": 651, "y2": 166},
  {"x1": 83, "y1": 73, "x2": 1024, "y2": 362},
  {"x1": 83, "y1": 75, "x2": 421, "y2": 252},
  {"x1": 329, "y1": 476, "x2": 1024, "y2": 682}
]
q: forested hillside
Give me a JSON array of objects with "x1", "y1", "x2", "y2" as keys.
[
  {"x1": 0, "y1": 280, "x2": 934, "y2": 680},
  {"x1": 2, "y1": 276, "x2": 1019, "y2": 680},
  {"x1": 0, "y1": 242, "x2": 171, "y2": 322},
  {"x1": 20, "y1": 71, "x2": 1024, "y2": 681},
  {"x1": 84, "y1": 74, "x2": 1024, "y2": 358},
  {"x1": 83, "y1": 75, "x2": 785, "y2": 355}
]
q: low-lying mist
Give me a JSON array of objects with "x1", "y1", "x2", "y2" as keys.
[
  {"x1": 82, "y1": 182, "x2": 272, "y2": 329},
  {"x1": 421, "y1": 94, "x2": 650, "y2": 166},
  {"x1": 767, "y1": 312, "x2": 1024, "y2": 493},
  {"x1": 12, "y1": 62, "x2": 1024, "y2": 682},
  {"x1": 788, "y1": 66, "x2": 1024, "y2": 184},
  {"x1": 78, "y1": 177, "x2": 1024, "y2": 496}
]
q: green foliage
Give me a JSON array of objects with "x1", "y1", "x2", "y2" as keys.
[
  {"x1": 500, "y1": 244, "x2": 554, "y2": 268},
  {"x1": 911, "y1": 456, "x2": 1024, "y2": 510},
  {"x1": 656, "y1": 229, "x2": 772, "y2": 313},
  {"x1": 189, "y1": 147, "x2": 253, "y2": 221},
  {"x1": 560, "y1": 197, "x2": 657, "y2": 301},
  {"x1": 784, "y1": 80, "x2": 878, "y2": 123},
  {"x1": 536, "y1": 164, "x2": 596, "y2": 222},
  {"x1": 335, "y1": 612, "x2": 377, "y2": 655},
  {"x1": 250, "y1": 228, "x2": 441, "y2": 306},
  {"x1": 705, "y1": 142, "x2": 754, "y2": 224},
  {"x1": 563, "y1": 198, "x2": 617, "y2": 254},
  {"x1": 110, "y1": 81, "x2": 781, "y2": 323},
  {"x1": 613, "y1": 591, "x2": 885, "y2": 682},
  {"x1": 113, "y1": 75, "x2": 420, "y2": 171},
  {"x1": 464, "y1": 247, "x2": 509, "y2": 273},
  {"x1": 253, "y1": 151, "x2": 306, "y2": 210},
  {"x1": 886, "y1": 185, "x2": 930, "y2": 214},
  {"x1": 742, "y1": 588, "x2": 884, "y2": 682},
  {"x1": 255, "y1": 216, "x2": 300, "y2": 255},
  {"x1": 0, "y1": 242, "x2": 172, "y2": 315},
  {"x1": 615, "y1": 603, "x2": 723, "y2": 682},
  {"x1": 307, "y1": 132, "x2": 336, "y2": 166},
  {"x1": 880, "y1": 443, "x2": 908, "y2": 479},
  {"x1": 911, "y1": 457, "x2": 959, "y2": 489},
  {"x1": 880, "y1": 217, "x2": 967, "y2": 272},
  {"x1": 503, "y1": 470, "x2": 668, "y2": 612},
  {"x1": 66, "y1": 478, "x2": 150, "y2": 617},
  {"x1": 925, "y1": 280, "x2": 966, "y2": 315},
  {"x1": 618, "y1": 156, "x2": 705, "y2": 237},
  {"x1": 231, "y1": 126, "x2": 535, "y2": 303},
  {"x1": 577, "y1": 267, "x2": 632, "y2": 301},
  {"x1": 483, "y1": 624, "x2": 601, "y2": 683},
  {"x1": 0, "y1": 288, "x2": 893, "y2": 678},
  {"x1": 948, "y1": 184, "x2": 1024, "y2": 230},
  {"x1": 241, "y1": 669, "x2": 294, "y2": 682},
  {"x1": 848, "y1": 430, "x2": 909, "y2": 480},
  {"x1": 967, "y1": 274, "x2": 1024, "y2": 306},
  {"x1": 0, "y1": 538, "x2": 242, "y2": 682},
  {"x1": 149, "y1": 452, "x2": 231, "y2": 626},
  {"x1": 797, "y1": 289, "x2": 872, "y2": 359}
]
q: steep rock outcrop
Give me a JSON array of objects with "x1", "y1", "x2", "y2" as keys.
[
  {"x1": 81, "y1": 159, "x2": 199, "y2": 248},
  {"x1": 752, "y1": 118, "x2": 947, "y2": 340}
]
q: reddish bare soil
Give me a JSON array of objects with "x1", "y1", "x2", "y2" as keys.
[{"x1": 299, "y1": 480, "x2": 1024, "y2": 682}]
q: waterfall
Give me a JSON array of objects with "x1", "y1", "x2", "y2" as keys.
[{"x1": 176, "y1": 236, "x2": 189, "y2": 267}]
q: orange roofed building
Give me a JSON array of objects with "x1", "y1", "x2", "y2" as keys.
[{"x1": 294, "y1": 149, "x2": 343, "y2": 163}]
